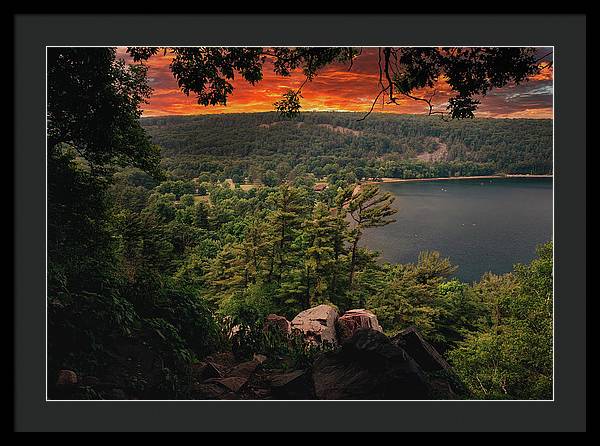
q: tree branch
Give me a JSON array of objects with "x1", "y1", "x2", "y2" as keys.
[{"x1": 357, "y1": 87, "x2": 389, "y2": 121}]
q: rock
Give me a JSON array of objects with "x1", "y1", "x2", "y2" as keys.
[
  {"x1": 268, "y1": 370, "x2": 315, "y2": 399},
  {"x1": 190, "y1": 362, "x2": 225, "y2": 383},
  {"x1": 190, "y1": 362, "x2": 208, "y2": 382},
  {"x1": 263, "y1": 314, "x2": 292, "y2": 335},
  {"x1": 391, "y1": 326, "x2": 451, "y2": 372},
  {"x1": 205, "y1": 361, "x2": 228, "y2": 378},
  {"x1": 312, "y1": 328, "x2": 431, "y2": 399},
  {"x1": 201, "y1": 351, "x2": 236, "y2": 377},
  {"x1": 291, "y1": 304, "x2": 339, "y2": 345},
  {"x1": 192, "y1": 382, "x2": 229, "y2": 399},
  {"x1": 253, "y1": 353, "x2": 267, "y2": 364},
  {"x1": 429, "y1": 377, "x2": 459, "y2": 399},
  {"x1": 392, "y1": 326, "x2": 463, "y2": 399},
  {"x1": 204, "y1": 376, "x2": 248, "y2": 393},
  {"x1": 228, "y1": 360, "x2": 259, "y2": 379},
  {"x1": 336, "y1": 309, "x2": 383, "y2": 343},
  {"x1": 251, "y1": 388, "x2": 272, "y2": 399},
  {"x1": 204, "y1": 351, "x2": 237, "y2": 369},
  {"x1": 56, "y1": 370, "x2": 78, "y2": 386}
]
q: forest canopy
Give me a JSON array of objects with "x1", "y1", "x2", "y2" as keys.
[{"x1": 143, "y1": 112, "x2": 552, "y2": 183}]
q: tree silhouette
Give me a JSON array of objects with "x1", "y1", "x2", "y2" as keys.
[{"x1": 127, "y1": 46, "x2": 550, "y2": 119}]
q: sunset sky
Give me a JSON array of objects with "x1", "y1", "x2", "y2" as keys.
[{"x1": 118, "y1": 47, "x2": 553, "y2": 119}]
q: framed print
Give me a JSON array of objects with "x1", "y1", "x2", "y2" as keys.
[{"x1": 14, "y1": 13, "x2": 586, "y2": 432}]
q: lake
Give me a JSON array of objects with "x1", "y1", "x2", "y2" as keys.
[{"x1": 361, "y1": 178, "x2": 553, "y2": 283}]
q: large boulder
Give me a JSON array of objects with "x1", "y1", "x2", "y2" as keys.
[
  {"x1": 291, "y1": 304, "x2": 339, "y2": 345},
  {"x1": 263, "y1": 314, "x2": 292, "y2": 335},
  {"x1": 392, "y1": 327, "x2": 462, "y2": 398},
  {"x1": 336, "y1": 309, "x2": 383, "y2": 343},
  {"x1": 391, "y1": 326, "x2": 451, "y2": 372},
  {"x1": 312, "y1": 328, "x2": 432, "y2": 399}
]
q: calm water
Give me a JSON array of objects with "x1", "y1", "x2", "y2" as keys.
[{"x1": 361, "y1": 178, "x2": 553, "y2": 283}]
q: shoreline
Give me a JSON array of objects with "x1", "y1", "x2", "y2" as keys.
[{"x1": 363, "y1": 174, "x2": 552, "y2": 185}]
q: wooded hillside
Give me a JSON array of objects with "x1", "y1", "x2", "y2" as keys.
[{"x1": 142, "y1": 112, "x2": 552, "y2": 182}]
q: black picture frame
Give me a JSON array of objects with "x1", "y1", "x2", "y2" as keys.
[{"x1": 14, "y1": 13, "x2": 586, "y2": 432}]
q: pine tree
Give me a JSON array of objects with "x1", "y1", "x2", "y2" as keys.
[
  {"x1": 239, "y1": 218, "x2": 274, "y2": 283},
  {"x1": 301, "y1": 202, "x2": 338, "y2": 307},
  {"x1": 345, "y1": 184, "x2": 397, "y2": 287},
  {"x1": 206, "y1": 243, "x2": 249, "y2": 304},
  {"x1": 266, "y1": 184, "x2": 309, "y2": 284}
]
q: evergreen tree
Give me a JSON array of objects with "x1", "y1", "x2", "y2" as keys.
[{"x1": 345, "y1": 184, "x2": 396, "y2": 287}]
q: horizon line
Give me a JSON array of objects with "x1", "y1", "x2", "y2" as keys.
[{"x1": 140, "y1": 110, "x2": 553, "y2": 120}]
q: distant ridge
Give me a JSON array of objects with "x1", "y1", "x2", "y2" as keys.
[{"x1": 142, "y1": 111, "x2": 552, "y2": 180}]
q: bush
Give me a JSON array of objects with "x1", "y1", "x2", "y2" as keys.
[
  {"x1": 48, "y1": 289, "x2": 138, "y2": 375},
  {"x1": 448, "y1": 242, "x2": 553, "y2": 400}
]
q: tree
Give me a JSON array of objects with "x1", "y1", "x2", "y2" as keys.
[
  {"x1": 48, "y1": 48, "x2": 161, "y2": 175},
  {"x1": 47, "y1": 48, "x2": 162, "y2": 296},
  {"x1": 301, "y1": 202, "x2": 338, "y2": 308},
  {"x1": 448, "y1": 242, "x2": 553, "y2": 399},
  {"x1": 367, "y1": 252, "x2": 459, "y2": 339},
  {"x1": 127, "y1": 46, "x2": 549, "y2": 119},
  {"x1": 179, "y1": 194, "x2": 195, "y2": 207},
  {"x1": 262, "y1": 169, "x2": 279, "y2": 187},
  {"x1": 266, "y1": 184, "x2": 310, "y2": 284},
  {"x1": 345, "y1": 184, "x2": 396, "y2": 287}
]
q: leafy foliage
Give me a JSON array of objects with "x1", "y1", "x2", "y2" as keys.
[
  {"x1": 448, "y1": 243, "x2": 553, "y2": 399},
  {"x1": 48, "y1": 47, "x2": 161, "y2": 175}
]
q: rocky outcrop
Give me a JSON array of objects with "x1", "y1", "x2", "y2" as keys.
[
  {"x1": 336, "y1": 309, "x2": 383, "y2": 343},
  {"x1": 312, "y1": 328, "x2": 432, "y2": 400},
  {"x1": 392, "y1": 326, "x2": 462, "y2": 398},
  {"x1": 392, "y1": 326, "x2": 452, "y2": 373},
  {"x1": 263, "y1": 314, "x2": 292, "y2": 335},
  {"x1": 291, "y1": 304, "x2": 339, "y2": 345},
  {"x1": 50, "y1": 320, "x2": 460, "y2": 400},
  {"x1": 190, "y1": 354, "x2": 261, "y2": 399}
]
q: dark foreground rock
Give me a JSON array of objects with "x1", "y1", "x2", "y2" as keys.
[
  {"x1": 392, "y1": 326, "x2": 452, "y2": 372},
  {"x1": 312, "y1": 328, "x2": 432, "y2": 399},
  {"x1": 268, "y1": 369, "x2": 315, "y2": 399},
  {"x1": 392, "y1": 327, "x2": 464, "y2": 398},
  {"x1": 50, "y1": 327, "x2": 461, "y2": 400}
]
